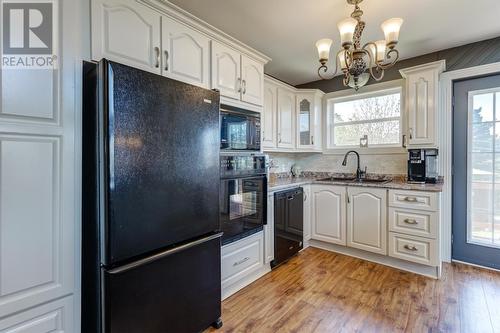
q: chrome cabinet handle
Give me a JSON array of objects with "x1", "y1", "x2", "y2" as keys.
[
  {"x1": 403, "y1": 196, "x2": 418, "y2": 202},
  {"x1": 237, "y1": 78, "x2": 242, "y2": 93},
  {"x1": 404, "y1": 218, "x2": 418, "y2": 225},
  {"x1": 311, "y1": 135, "x2": 314, "y2": 145},
  {"x1": 242, "y1": 80, "x2": 247, "y2": 94},
  {"x1": 154, "y1": 47, "x2": 160, "y2": 68},
  {"x1": 409, "y1": 128, "x2": 413, "y2": 140},
  {"x1": 233, "y1": 257, "x2": 250, "y2": 266},
  {"x1": 402, "y1": 134, "x2": 407, "y2": 148},
  {"x1": 404, "y1": 244, "x2": 418, "y2": 252},
  {"x1": 164, "y1": 50, "x2": 169, "y2": 71}
]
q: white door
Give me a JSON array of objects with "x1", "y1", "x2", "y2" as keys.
[
  {"x1": 262, "y1": 83, "x2": 277, "y2": 148},
  {"x1": 92, "y1": 0, "x2": 161, "y2": 74},
  {"x1": 347, "y1": 187, "x2": 387, "y2": 254},
  {"x1": 0, "y1": 0, "x2": 78, "y2": 328},
  {"x1": 161, "y1": 16, "x2": 210, "y2": 88},
  {"x1": 211, "y1": 42, "x2": 241, "y2": 100},
  {"x1": 277, "y1": 89, "x2": 295, "y2": 148},
  {"x1": 311, "y1": 185, "x2": 346, "y2": 245},
  {"x1": 241, "y1": 55, "x2": 264, "y2": 106}
]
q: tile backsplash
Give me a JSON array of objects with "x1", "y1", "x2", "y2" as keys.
[{"x1": 268, "y1": 152, "x2": 407, "y2": 175}]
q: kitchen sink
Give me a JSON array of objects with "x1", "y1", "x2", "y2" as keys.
[
  {"x1": 317, "y1": 176, "x2": 357, "y2": 182},
  {"x1": 317, "y1": 177, "x2": 392, "y2": 184}
]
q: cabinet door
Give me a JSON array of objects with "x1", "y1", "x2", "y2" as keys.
[
  {"x1": 92, "y1": 0, "x2": 161, "y2": 74},
  {"x1": 265, "y1": 194, "x2": 275, "y2": 264},
  {"x1": 303, "y1": 185, "x2": 311, "y2": 246},
  {"x1": 211, "y1": 42, "x2": 241, "y2": 100},
  {"x1": 161, "y1": 16, "x2": 210, "y2": 88},
  {"x1": 406, "y1": 70, "x2": 436, "y2": 145},
  {"x1": 311, "y1": 185, "x2": 346, "y2": 245},
  {"x1": 277, "y1": 89, "x2": 296, "y2": 148},
  {"x1": 241, "y1": 55, "x2": 264, "y2": 106},
  {"x1": 262, "y1": 83, "x2": 277, "y2": 148},
  {"x1": 347, "y1": 187, "x2": 387, "y2": 254},
  {"x1": 296, "y1": 95, "x2": 314, "y2": 149}
]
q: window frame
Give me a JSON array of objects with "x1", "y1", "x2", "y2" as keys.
[{"x1": 323, "y1": 79, "x2": 407, "y2": 155}]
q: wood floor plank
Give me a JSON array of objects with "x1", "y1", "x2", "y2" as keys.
[{"x1": 207, "y1": 248, "x2": 500, "y2": 333}]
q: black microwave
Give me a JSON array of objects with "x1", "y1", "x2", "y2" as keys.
[{"x1": 220, "y1": 107, "x2": 261, "y2": 151}]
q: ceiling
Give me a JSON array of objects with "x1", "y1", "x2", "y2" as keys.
[{"x1": 168, "y1": 0, "x2": 500, "y2": 86}]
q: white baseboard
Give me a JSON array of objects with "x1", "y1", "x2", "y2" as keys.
[{"x1": 309, "y1": 240, "x2": 441, "y2": 279}]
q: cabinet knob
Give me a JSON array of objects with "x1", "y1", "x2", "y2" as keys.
[
  {"x1": 403, "y1": 244, "x2": 418, "y2": 252},
  {"x1": 233, "y1": 257, "x2": 250, "y2": 266},
  {"x1": 403, "y1": 196, "x2": 418, "y2": 202},
  {"x1": 404, "y1": 218, "x2": 418, "y2": 225}
]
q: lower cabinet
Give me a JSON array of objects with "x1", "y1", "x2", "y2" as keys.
[
  {"x1": 311, "y1": 185, "x2": 347, "y2": 245},
  {"x1": 303, "y1": 185, "x2": 311, "y2": 247},
  {"x1": 221, "y1": 231, "x2": 268, "y2": 300},
  {"x1": 347, "y1": 187, "x2": 387, "y2": 255},
  {"x1": 0, "y1": 296, "x2": 74, "y2": 332},
  {"x1": 265, "y1": 194, "x2": 275, "y2": 263}
]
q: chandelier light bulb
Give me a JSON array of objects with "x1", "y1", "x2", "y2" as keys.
[
  {"x1": 337, "y1": 17, "x2": 358, "y2": 48},
  {"x1": 381, "y1": 18, "x2": 403, "y2": 48},
  {"x1": 316, "y1": 38, "x2": 333, "y2": 64}
]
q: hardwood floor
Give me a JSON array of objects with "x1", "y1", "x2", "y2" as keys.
[{"x1": 208, "y1": 247, "x2": 500, "y2": 333}]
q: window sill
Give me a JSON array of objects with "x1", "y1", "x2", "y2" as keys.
[{"x1": 322, "y1": 146, "x2": 407, "y2": 155}]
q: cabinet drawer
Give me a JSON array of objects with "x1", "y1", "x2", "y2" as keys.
[
  {"x1": 389, "y1": 208, "x2": 437, "y2": 239},
  {"x1": 221, "y1": 232, "x2": 264, "y2": 286},
  {"x1": 388, "y1": 232, "x2": 438, "y2": 266},
  {"x1": 388, "y1": 190, "x2": 438, "y2": 211}
]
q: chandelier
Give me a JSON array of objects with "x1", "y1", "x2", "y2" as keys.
[{"x1": 315, "y1": 0, "x2": 403, "y2": 90}]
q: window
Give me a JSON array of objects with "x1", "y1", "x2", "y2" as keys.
[
  {"x1": 468, "y1": 88, "x2": 500, "y2": 247},
  {"x1": 326, "y1": 87, "x2": 402, "y2": 149}
]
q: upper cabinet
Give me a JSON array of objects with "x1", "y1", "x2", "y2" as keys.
[
  {"x1": 92, "y1": 0, "x2": 269, "y2": 93},
  {"x1": 277, "y1": 88, "x2": 296, "y2": 149},
  {"x1": 92, "y1": 0, "x2": 162, "y2": 74},
  {"x1": 211, "y1": 42, "x2": 264, "y2": 107},
  {"x1": 400, "y1": 60, "x2": 445, "y2": 147},
  {"x1": 161, "y1": 16, "x2": 210, "y2": 88},
  {"x1": 263, "y1": 76, "x2": 324, "y2": 152},
  {"x1": 262, "y1": 83, "x2": 278, "y2": 148}
]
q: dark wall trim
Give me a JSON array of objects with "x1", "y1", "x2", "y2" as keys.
[{"x1": 296, "y1": 36, "x2": 500, "y2": 93}]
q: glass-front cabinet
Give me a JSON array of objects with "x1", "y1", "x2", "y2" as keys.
[{"x1": 296, "y1": 92, "x2": 322, "y2": 150}]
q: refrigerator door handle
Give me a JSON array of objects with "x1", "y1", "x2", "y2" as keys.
[{"x1": 107, "y1": 232, "x2": 223, "y2": 275}]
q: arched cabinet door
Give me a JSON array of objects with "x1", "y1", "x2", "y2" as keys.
[
  {"x1": 347, "y1": 187, "x2": 387, "y2": 255},
  {"x1": 92, "y1": 0, "x2": 161, "y2": 74},
  {"x1": 211, "y1": 41, "x2": 241, "y2": 100},
  {"x1": 161, "y1": 15, "x2": 210, "y2": 88},
  {"x1": 241, "y1": 55, "x2": 264, "y2": 106},
  {"x1": 311, "y1": 185, "x2": 346, "y2": 245}
]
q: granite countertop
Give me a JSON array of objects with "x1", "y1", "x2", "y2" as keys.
[{"x1": 268, "y1": 174, "x2": 444, "y2": 193}]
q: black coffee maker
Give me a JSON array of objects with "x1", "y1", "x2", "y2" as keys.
[{"x1": 407, "y1": 149, "x2": 438, "y2": 183}]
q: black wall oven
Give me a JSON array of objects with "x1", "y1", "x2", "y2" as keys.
[
  {"x1": 220, "y1": 107, "x2": 261, "y2": 152},
  {"x1": 220, "y1": 154, "x2": 267, "y2": 245}
]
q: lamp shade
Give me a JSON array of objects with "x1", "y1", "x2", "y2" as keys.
[
  {"x1": 337, "y1": 17, "x2": 357, "y2": 47},
  {"x1": 338, "y1": 50, "x2": 348, "y2": 70},
  {"x1": 381, "y1": 18, "x2": 403, "y2": 46},
  {"x1": 316, "y1": 38, "x2": 333, "y2": 62},
  {"x1": 375, "y1": 40, "x2": 386, "y2": 62}
]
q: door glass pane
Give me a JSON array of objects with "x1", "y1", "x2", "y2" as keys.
[
  {"x1": 469, "y1": 90, "x2": 500, "y2": 247},
  {"x1": 299, "y1": 99, "x2": 311, "y2": 145}
]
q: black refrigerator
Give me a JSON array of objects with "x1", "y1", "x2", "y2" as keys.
[{"x1": 82, "y1": 60, "x2": 222, "y2": 333}]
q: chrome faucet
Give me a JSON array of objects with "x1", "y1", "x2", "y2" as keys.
[{"x1": 342, "y1": 150, "x2": 366, "y2": 180}]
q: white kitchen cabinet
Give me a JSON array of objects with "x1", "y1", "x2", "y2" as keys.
[
  {"x1": 400, "y1": 60, "x2": 445, "y2": 147},
  {"x1": 265, "y1": 194, "x2": 275, "y2": 264},
  {"x1": 92, "y1": 0, "x2": 162, "y2": 74},
  {"x1": 262, "y1": 82, "x2": 278, "y2": 148},
  {"x1": 296, "y1": 92, "x2": 322, "y2": 151},
  {"x1": 161, "y1": 15, "x2": 210, "y2": 88},
  {"x1": 303, "y1": 185, "x2": 312, "y2": 247},
  {"x1": 347, "y1": 187, "x2": 387, "y2": 255},
  {"x1": 211, "y1": 41, "x2": 242, "y2": 100},
  {"x1": 277, "y1": 88, "x2": 296, "y2": 148},
  {"x1": 311, "y1": 185, "x2": 346, "y2": 245},
  {"x1": 241, "y1": 55, "x2": 264, "y2": 105},
  {"x1": 211, "y1": 42, "x2": 264, "y2": 106}
]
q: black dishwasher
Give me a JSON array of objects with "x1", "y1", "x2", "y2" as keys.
[{"x1": 272, "y1": 187, "x2": 303, "y2": 268}]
